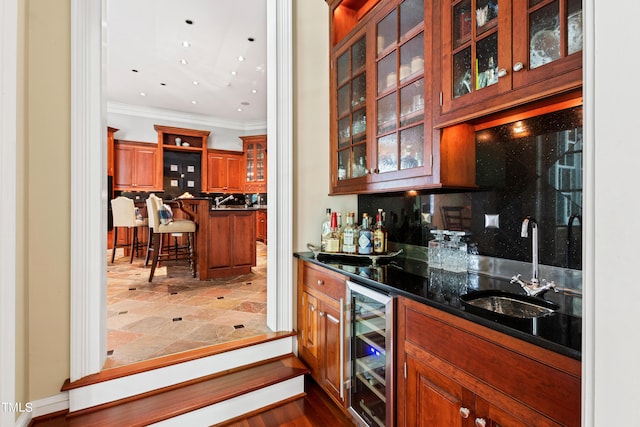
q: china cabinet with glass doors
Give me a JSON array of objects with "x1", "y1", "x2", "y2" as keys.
[
  {"x1": 240, "y1": 134, "x2": 267, "y2": 194},
  {"x1": 438, "y1": 0, "x2": 583, "y2": 126},
  {"x1": 328, "y1": 0, "x2": 477, "y2": 195}
]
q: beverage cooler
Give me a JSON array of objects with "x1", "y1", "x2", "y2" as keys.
[{"x1": 346, "y1": 281, "x2": 394, "y2": 427}]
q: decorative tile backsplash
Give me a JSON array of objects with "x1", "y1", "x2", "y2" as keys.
[{"x1": 359, "y1": 106, "x2": 583, "y2": 270}]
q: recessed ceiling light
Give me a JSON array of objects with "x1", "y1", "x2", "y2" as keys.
[
  {"x1": 231, "y1": 71, "x2": 237, "y2": 76},
  {"x1": 251, "y1": 89, "x2": 257, "y2": 94},
  {"x1": 140, "y1": 92, "x2": 146, "y2": 97},
  {"x1": 160, "y1": 83, "x2": 166, "y2": 86},
  {"x1": 192, "y1": 81, "x2": 199, "y2": 85},
  {"x1": 248, "y1": 37, "x2": 255, "y2": 42},
  {"x1": 238, "y1": 56, "x2": 245, "y2": 62},
  {"x1": 191, "y1": 100, "x2": 197, "y2": 104},
  {"x1": 131, "y1": 69, "x2": 139, "y2": 73},
  {"x1": 185, "y1": 19, "x2": 193, "y2": 25},
  {"x1": 182, "y1": 41, "x2": 191, "y2": 48},
  {"x1": 241, "y1": 102, "x2": 250, "y2": 106},
  {"x1": 237, "y1": 108, "x2": 243, "y2": 112},
  {"x1": 180, "y1": 59, "x2": 188, "y2": 65}
]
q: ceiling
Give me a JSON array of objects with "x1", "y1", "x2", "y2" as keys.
[{"x1": 106, "y1": 0, "x2": 268, "y2": 128}]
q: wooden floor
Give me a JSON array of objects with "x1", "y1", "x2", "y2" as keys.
[{"x1": 30, "y1": 377, "x2": 356, "y2": 427}]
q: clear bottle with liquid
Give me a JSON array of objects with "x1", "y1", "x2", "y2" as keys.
[
  {"x1": 358, "y1": 213, "x2": 373, "y2": 255},
  {"x1": 341, "y1": 212, "x2": 357, "y2": 254},
  {"x1": 321, "y1": 208, "x2": 331, "y2": 251},
  {"x1": 373, "y1": 209, "x2": 387, "y2": 254},
  {"x1": 428, "y1": 229, "x2": 446, "y2": 268},
  {"x1": 325, "y1": 212, "x2": 341, "y2": 253}
]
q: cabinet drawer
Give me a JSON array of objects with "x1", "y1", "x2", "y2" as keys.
[{"x1": 302, "y1": 263, "x2": 346, "y2": 301}]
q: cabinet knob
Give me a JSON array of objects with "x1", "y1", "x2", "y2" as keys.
[
  {"x1": 368, "y1": 168, "x2": 379, "y2": 174},
  {"x1": 475, "y1": 418, "x2": 487, "y2": 427},
  {"x1": 317, "y1": 279, "x2": 324, "y2": 286},
  {"x1": 497, "y1": 68, "x2": 507, "y2": 78},
  {"x1": 459, "y1": 407, "x2": 471, "y2": 419},
  {"x1": 319, "y1": 311, "x2": 325, "y2": 317},
  {"x1": 513, "y1": 62, "x2": 524, "y2": 72},
  {"x1": 310, "y1": 305, "x2": 316, "y2": 312}
]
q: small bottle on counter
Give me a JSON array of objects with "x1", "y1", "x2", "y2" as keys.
[
  {"x1": 325, "y1": 212, "x2": 341, "y2": 253},
  {"x1": 358, "y1": 213, "x2": 373, "y2": 255},
  {"x1": 321, "y1": 208, "x2": 332, "y2": 251},
  {"x1": 373, "y1": 208, "x2": 387, "y2": 254},
  {"x1": 342, "y1": 212, "x2": 357, "y2": 254}
]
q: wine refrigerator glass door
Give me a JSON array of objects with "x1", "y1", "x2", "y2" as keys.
[{"x1": 347, "y1": 281, "x2": 394, "y2": 427}]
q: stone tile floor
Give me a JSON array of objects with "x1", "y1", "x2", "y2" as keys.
[{"x1": 104, "y1": 242, "x2": 270, "y2": 369}]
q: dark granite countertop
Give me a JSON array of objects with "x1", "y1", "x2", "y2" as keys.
[{"x1": 295, "y1": 252, "x2": 581, "y2": 360}]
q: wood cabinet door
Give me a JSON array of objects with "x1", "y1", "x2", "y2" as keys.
[
  {"x1": 225, "y1": 155, "x2": 245, "y2": 193},
  {"x1": 301, "y1": 290, "x2": 319, "y2": 361},
  {"x1": 206, "y1": 153, "x2": 226, "y2": 192},
  {"x1": 405, "y1": 353, "x2": 474, "y2": 427},
  {"x1": 113, "y1": 144, "x2": 135, "y2": 189},
  {"x1": 319, "y1": 297, "x2": 346, "y2": 408},
  {"x1": 133, "y1": 146, "x2": 159, "y2": 190},
  {"x1": 230, "y1": 212, "x2": 255, "y2": 267}
]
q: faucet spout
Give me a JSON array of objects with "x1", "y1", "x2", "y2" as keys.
[
  {"x1": 521, "y1": 216, "x2": 539, "y2": 284},
  {"x1": 215, "y1": 195, "x2": 235, "y2": 208}
]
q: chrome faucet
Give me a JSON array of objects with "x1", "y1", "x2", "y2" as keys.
[
  {"x1": 521, "y1": 216, "x2": 539, "y2": 284},
  {"x1": 511, "y1": 216, "x2": 557, "y2": 297},
  {"x1": 214, "y1": 195, "x2": 235, "y2": 208}
]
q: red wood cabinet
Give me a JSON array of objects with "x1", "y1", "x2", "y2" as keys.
[
  {"x1": 396, "y1": 296, "x2": 581, "y2": 427},
  {"x1": 437, "y1": 0, "x2": 583, "y2": 126},
  {"x1": 241, "y1": 135, "x2": 267, "y2": 194},
  {"x1": 256, "y1": 209, "x2": 267, "y2": 243},
  {"x1": 297, "y1": 260, "x2": 348, "y2": 412},
  {"x1": 205, "y1": 150, "x2": 245, "y2": 193},
  {"x1": 113, "y1": 141, "x2": 161, "y2": 191}
]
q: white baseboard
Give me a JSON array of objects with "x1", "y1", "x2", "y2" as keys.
[{"x1": 14, "y1": 391, "x2": 69, "y2": 427}]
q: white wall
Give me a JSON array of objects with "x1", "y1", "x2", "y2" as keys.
[{"x1": 589, "y1": 0, "x2": 640, "y2": 424}]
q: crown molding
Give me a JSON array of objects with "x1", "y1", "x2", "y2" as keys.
[{"x1": 107, "y1": 101, "x2": 267, "y2": 132}]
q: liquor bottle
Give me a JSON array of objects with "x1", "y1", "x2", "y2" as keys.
[
  {"x1": 342, "y1": 212, "x2": 357, "y2": 254},
  {"x1": 325, "y1": 212, "x2": 341, "y2": 253},
  {"x1": 321, "y1": 208, "x2": 331, "y2": 251},
  {"x1": 358, "y1": 213, "x2": 373, "y2": 255},
  {"x1": 373, "y1": 208, "x2": 387, "y2": 254}
]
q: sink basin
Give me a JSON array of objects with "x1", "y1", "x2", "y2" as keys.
[{"x1": 460, "y1": 290, "x2": 559, "y2": 319}]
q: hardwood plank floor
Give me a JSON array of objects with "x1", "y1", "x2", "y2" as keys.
[{"x1": 30, "y1": 377, "x2": 356, "y2": 427}]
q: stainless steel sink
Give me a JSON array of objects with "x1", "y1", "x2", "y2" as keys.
[{"x1": 460, "y1": 290, "x2": 559, "y2": 319}]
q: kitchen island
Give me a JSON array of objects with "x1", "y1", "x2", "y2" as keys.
[{"x1": 180, "y1": 199, "x2": 257, "y2": 280}]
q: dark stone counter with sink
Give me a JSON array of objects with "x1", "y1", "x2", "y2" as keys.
[{"x1": 295, "y1": 252, "x2": 582, "y2": 360}]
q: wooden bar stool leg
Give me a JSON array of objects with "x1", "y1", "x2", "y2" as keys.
[
  {"x1": 188, "y1": 232, "x2": 196, "y2": 278},
  {"x1": 144, "y1": 227, "x2": 152, "y2": 266},
  {"x1": 148, "y1": 233, "x2": 161, "y2": 282},
  {"x1": 129, "y1": 227, "x2": 137, "y2": 263},
  {"x1": 111, "y1": 227, "x2": 118, "y2": 263}
]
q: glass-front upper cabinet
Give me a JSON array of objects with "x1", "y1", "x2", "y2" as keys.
[
  {"x1": 512, "y1": 0, "x2": 583, "y2": 89},
  {"x1": 241, "y1": 135, "x2": 267, "y2": 193},
  {"x1": 335, "y1": 34, "x2": 368, "y2": 185},
  {"x1": 371, "y1": 0, "x2": 432, "y2": 183},
  {"x1": 441, "y1": 0, "x2": 510, "y2": 114},
  {"x1": 440, "y1": 0, "x2": 582, "y2": 119}
]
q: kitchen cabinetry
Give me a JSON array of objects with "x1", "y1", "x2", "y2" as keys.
[
  {"x1": 107, "y1": 127, "x2": 118, "y2": 177},
  {"x1": 297, "y1": 259, "x2": 348, "y2": 411},
  {"x1": 438, "y1": 0, "x2": 583, "y2": 126},
  {"x1": 113, "y1": 141, "x2": 162, "y2": 191},
  {"x1": 240, "y1": 135, "x2": 267, "y2": 193},
  {"x1": 202, "y1": 208, "x2": 256, "y2": 279},
  {"x1": 256, "y1": 209, "x2": 267, "y2": 244},
  {"x1": 396, "y1": 296, "x2": 581, "y2": 426},
  {"x1": 205, "y1": 150, "x2": 245, "y2": 193},
  {"x1": 328, "y1": 0, "x2": 476, "y2": 194},
  {"x1": 155, "y1": 125, "x2": 210, "y2": 197}
]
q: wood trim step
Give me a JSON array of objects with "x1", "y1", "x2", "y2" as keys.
[
  {"x1": 62, "y1": 331, "x2": 297, "y2": 390},
  {"x1": 61, "y1": 354, "x2": 309, "y2": 426}
]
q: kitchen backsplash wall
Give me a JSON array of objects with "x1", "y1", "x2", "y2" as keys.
[{"x1": 359, "y1": 106, "x2": 583, "y2": 270}]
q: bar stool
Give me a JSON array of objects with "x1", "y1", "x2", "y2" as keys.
[
  {"x1": 110, "y1": 196, "x2": 148, "y2": 263},
  {"x1": 145, "y1": 194, "x2": 197, "y2": 282}
]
